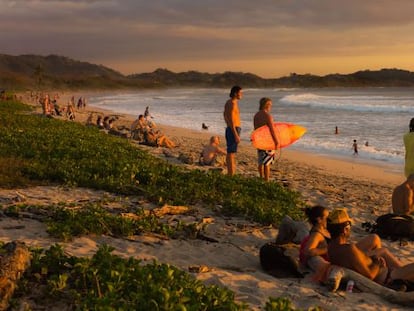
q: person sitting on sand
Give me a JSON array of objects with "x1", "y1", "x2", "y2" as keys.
[
  {"x1": 299, "y1": 205, "x2": 344, "y2": 291},
  {"x1": 86, "y1": 112, "x2": 94, "y2": 126},
  {"x1": 66, "y1": 101, "x2": 75, "y2": 121},
  {"x1": 200, "y1": 136, "x2": 226, "y2": 166},
  {"x1": 103, "y1": 116, "x2": 110, "y2": 129},
  {"x1": 96, "y1": 115, "x2": 104, "y2": 129},
  {"x1": 106, "y1": 118, "x2": 115, "y2": 130},
  {"x1": 131, "y1": 115, "x2": 151, "y2": 141},
  {"x1": 327, "y1": 208, "x2": 414, "y2": 289},
  {"x1": 392, "y1": 174, "x2": 414, "y2": 215},
  {"x1": 41, "y1": 94, "x2": 52, "y2": 117}
]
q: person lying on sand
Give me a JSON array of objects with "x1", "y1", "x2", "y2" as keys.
[
  {"x1": 327, "y1": 208, "x2": 414, "y2": 290},
  {"x1": 392, "y1": 174, "x2": 414, "y2": 215},
  {"x1": 200, "y1": 136, "x2": 226, "y2": 166},
  {"x1": 142, "y1": 130, "x2": 176, "y2": 148}
]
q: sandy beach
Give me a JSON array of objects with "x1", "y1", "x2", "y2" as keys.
[{"x1": 2, "y1": 91, "x2": 412, "y2": 310}]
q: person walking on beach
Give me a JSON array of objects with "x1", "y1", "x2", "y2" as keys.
[
  {"x1": 352, "y1": 139, "x2": 358, "y2": 156},
  {"x1": 223, "y1": 86, "x2": 242, "y2": 176},
  {"x1": 253, "y1": 97, "x2": 279, "y2": 181},
  {"x1": 404, "y1": 118, "x2": 414, "y2": 177}
]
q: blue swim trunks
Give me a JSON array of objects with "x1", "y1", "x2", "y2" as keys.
[{"x1": 225, "y1": 127, "x2": 241, "y2": 153}]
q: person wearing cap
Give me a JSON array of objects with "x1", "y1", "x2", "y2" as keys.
[
  {"x1": 404, "y1": 117, "x2": 414, "y2": 178},
  {"x1": 327, "y1": 208, "x2": 414, "y2": 287}
]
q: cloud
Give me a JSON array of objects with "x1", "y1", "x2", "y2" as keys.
[{"x1": 1, "y1": 0, "x2": 414, "y2": 76}]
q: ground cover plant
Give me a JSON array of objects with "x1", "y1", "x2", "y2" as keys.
[
  {"x1": 0, "y1": 97, "x2": 316, "y2": 310},
  {"x1": 12, "y1": 244, "x2": 248, "y2": 310},
  {"x1": 3, "y1": 201, "x2": 201, "y2": 242},
  {"x1": 8, "y1": 243, "x2": 319, "y2": 311},
  {"x1": 0, "y1": 98, "x2": 305, "y2": 225}
]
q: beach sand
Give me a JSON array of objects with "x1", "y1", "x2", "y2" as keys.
[{"x1": 2, "y1": 92, "x2": 412, "y2": 310}]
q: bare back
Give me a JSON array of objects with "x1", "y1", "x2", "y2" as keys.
[
  {"x1": 253, "y1": 110, "x2": 273, "y2": 130},
  {"x1": 253, "y1": 104, "x2": 278, "y2": 149},
  {"x1": 224, "y1": 99, "x2": 240, "y2": 128},
  {"x1": 328, "y1": 242, "x2": 380, "y2": 280},
  {"x1": 392, "y1": 181, "x2": 414, "y2": 215}
]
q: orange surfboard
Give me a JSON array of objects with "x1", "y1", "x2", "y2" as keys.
[{"x1": 251, "y1": 122, "x2": 306, "y2": 150}]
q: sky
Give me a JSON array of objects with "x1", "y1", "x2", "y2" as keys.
[{"x1": 2, "y1": 0, "x2": 414, "y2": 78}]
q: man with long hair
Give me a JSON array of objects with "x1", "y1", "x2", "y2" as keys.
[{"x1": 223, "y1": 86, "x2": 242, "y2": 176}]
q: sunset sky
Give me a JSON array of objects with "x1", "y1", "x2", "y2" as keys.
[{"x1": 2, "y1": 0, "x2": 414, "y2": 78}]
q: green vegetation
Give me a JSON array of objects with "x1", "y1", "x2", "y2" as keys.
[
  {"x1": 264, "y1": 297, "x2": 321, "y2": 311},
  {"x1": 13, "y1": 244, "x2": 248, "y2": 310},
  {"x1": 0, "y1": 97, "x2": 313, "y2": 310},
  {"x1": 11, "y1": 244, "x2": 318, "y2": 310},
  {"x1": 4, "y1": 202, "x2": 198, "y2": 242},
  {"x1": 0, "y1": 98, "x2": 304, "y2": 225}
]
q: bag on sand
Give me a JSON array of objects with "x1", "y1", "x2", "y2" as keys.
[
  {"x1": 259, "y1": 242, "x2": 303, "y2": 278},
  {"x1": 364, "y1": 213, "x2": 414, "y2": 241}
]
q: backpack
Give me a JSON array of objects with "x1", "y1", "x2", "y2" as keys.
[
  {"x1": 259, "y1": 242, "x2": 303, "y2": 278},
  {"x1": 363, "y1": 213, "x2": 414, "y2": 241}
]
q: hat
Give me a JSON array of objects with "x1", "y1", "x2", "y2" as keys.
[{"x1": 328, "y1": 208, "x2": 352, "y2": 225}]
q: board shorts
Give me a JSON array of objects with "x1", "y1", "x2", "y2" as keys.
[
  {"x1": 257, "y1": 150, "x2": 275, "y2": 166},
  {"x1": 225, "y1": 127, "x2": 241, "y2": 153}
]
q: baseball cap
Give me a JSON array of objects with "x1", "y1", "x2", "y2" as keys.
[{"x1": 328, "y1": 208, "x2": 352, "y2": 225}]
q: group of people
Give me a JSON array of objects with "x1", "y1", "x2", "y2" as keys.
[
  {"x1": 86, "y1": 113, "x2": 118, "y2": 131},
  {"x1": 223, "y1": 85, "x2": 279, "y2": 181},
  {"x1": 296, "y1": 117, "x2": 414, "y2": 293},
  {"x1": 130, "y1": 113, "x2": 175, "y2": 148},
  {"x1": 37, "y1": 93, "x2": 86, "y2": 121},
  {"x1": 220, "y1": 85, "x2": 414, "y2": 291},
  {"x1": 300, "y1": 205, "x2": 414, "y2": 292}
]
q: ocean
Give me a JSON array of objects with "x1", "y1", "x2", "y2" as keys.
[{"x1": 88, "y1": 87, "x2": 414, "y2": 170}]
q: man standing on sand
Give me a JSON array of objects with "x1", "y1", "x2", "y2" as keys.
[
  {"x1": 253, "y1": 97, "x2": 279, "y2": 181},
  {"x1": 392, "y1": 174, "x2": 414, "y2": 215},
  {"x1": 223, "y1": 86, "x2": 242, "y2": 176}
]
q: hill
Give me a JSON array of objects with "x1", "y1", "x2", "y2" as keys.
[
  {"x1": 2, "y1": 54, "x2": 414, "y2": 90},
  {"x1": 0, "y1": 54, "x2": 130, "y2": 90}
]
